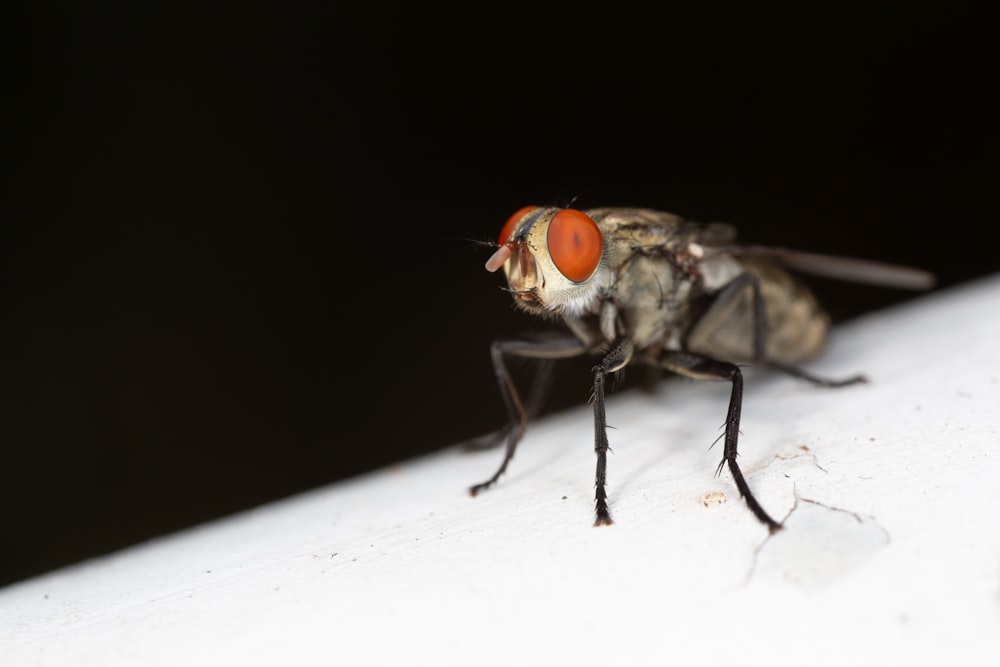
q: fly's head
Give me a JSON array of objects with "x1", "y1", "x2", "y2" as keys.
[{"x1": 485, "y1": 206, "x2": 607, "y2": 317}]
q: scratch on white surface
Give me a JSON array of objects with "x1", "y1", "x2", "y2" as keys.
[
  {"x1": 747, "y1": 488, "x2": 891, "y2": 589},
  {"x1": 755, "y1": 444, "x2": 830, "y2": 475}
]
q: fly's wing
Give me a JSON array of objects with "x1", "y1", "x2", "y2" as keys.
[
  {"x1": 725, "y1": 245, "x2": 936, "y2": 290},
  {"x1": 696, "y1": 221, "x2": 739, "y2": 246},
  {"x1": 586, "y1": 208, "x2": 934, "y2": 289}
]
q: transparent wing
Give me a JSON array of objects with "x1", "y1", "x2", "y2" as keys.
[{"x1": 727, "y1": 245, "x2": 936, "y2": 290}]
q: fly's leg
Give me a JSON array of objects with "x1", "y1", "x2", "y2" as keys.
[
  {"x1": 661, "y1": 351, "x2": 783, "y2": 533},
  {"x1": 469, "y1": 337, "x2": 587, "y2": 497},
  {"x1": 462, "y1": 358, "x2": 556, "y2": 451},
  {"x1": 592, "y1": 339, "x2": 634, "y2": 526},
  {"x1": 762, "y1": 361, "x2": 866, "y2": 388}
]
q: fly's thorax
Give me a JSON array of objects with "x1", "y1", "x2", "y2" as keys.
[
  {"x1": 486, "y1": 207, "x2": 610, "y2": 317},
  {"x1": 588, "y1": 216, "x2": 719, "y2": 350},
  {"x1": 609, "y1": 250, "x2": 701, "y2": 351}
]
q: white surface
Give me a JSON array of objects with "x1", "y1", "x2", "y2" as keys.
[{"x1": 2, "y1": 275, "x2": 1000, "y2": 666}]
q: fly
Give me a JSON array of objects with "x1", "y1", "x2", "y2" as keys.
[{"x1": 471, "y1": 206, "x2": 935, "y2": 532}]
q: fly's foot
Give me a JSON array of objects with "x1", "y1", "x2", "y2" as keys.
[
  {"x1": 594, "y1": 488, "x2": 613, "y2": 526},
  {"x1": 468, "y1": 480, "x2": 493, "y2": 497}
]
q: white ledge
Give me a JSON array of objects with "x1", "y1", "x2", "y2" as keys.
[{"x1": 3, "y1": 275, "x2": 1000, "y2": 666}]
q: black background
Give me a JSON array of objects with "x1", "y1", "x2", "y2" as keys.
[{"x1": 5, "y1": 3, "x2": 996, "y2": 586}]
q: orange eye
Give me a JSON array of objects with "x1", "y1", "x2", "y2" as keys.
[
  {"x1": 547, "y1": 209, "x2": 602, "y2": 282},
  {"x1": 498, "y1": 205, "x2": 539, "y2": 245}
]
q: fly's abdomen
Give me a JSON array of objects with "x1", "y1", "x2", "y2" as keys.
[
  {"x1": 757, "y1": 263, "x2": 829, "y2": 364},
  {"x1": 685, "y1": 257, "x2": 829, "y2": 365}
]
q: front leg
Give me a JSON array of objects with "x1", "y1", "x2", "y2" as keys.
[
  {"x1": 462, "y1": 357, "x2": 556, "y2": 452},
  {"x1": 469, "y1": 336, "x2": 587, "y2": 497},
  {"x1": 661, "y1": 351, "x2": 782, "y2": 533},
  {"x1": 592, "y1": 339, "x2": 634, "y2": 526}
]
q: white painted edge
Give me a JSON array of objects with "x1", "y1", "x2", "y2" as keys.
[{"x1": 3, "y1": 273, "x2": 1000, "y2": 667}]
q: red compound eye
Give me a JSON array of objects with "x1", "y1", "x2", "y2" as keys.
[
  {"x1": 498, "y1": 205, "x2": 539, "y2": 245},
  {"x1": 547, "y1": 209, "x2": 602, "y2": 282}
]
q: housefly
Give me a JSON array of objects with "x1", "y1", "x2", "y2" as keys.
[{"x1": 472, "y1": 206, "x2": 934, "y2": 532}]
